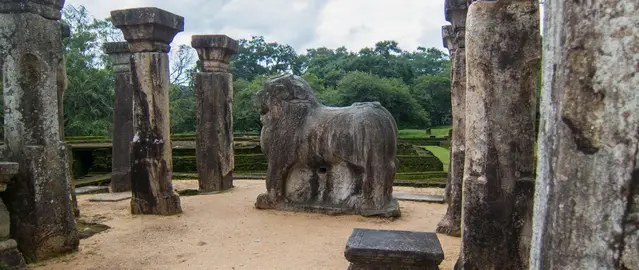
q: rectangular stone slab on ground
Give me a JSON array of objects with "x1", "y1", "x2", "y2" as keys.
[
  {"x1": 344, "y1": 228, "x2": 444, "y2": 269},
  {"x1": 75, "y1": 186, "x2": 109, "y2": 195},
  {"x1": 88, "y1": 192, "x2": 132, "y2": 202},
  {"x1": 393, "y1": 193, "x2": 444, "y2": 204}
]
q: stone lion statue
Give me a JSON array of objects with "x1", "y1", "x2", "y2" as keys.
[{"x1": 254, "y1": 74, "x2": 400, "y2": 217}]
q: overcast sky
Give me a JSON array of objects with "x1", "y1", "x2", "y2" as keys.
[{"x1": 65, "y1": 0, "x2": 448, "y2": 54}]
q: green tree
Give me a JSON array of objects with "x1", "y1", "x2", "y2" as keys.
[
  {"x1": 335, "y1": 72, "x2": 430, "y2": 129},
  {"x1": 229, "y1": 36, "x2": 300, "y2": 81},
  {"x1": 61, "y1": 5, "x2": 117, "y2": 136},
  {"x1": 411, "y1": 74, "x2": 451, "y2": 126},
  {"x1": 233, "y1": 76, "x2": 268, "y2": 132}
]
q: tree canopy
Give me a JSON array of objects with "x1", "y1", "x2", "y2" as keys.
[{"x1": 32, "y1": 5, "x2": 453, "y2": 136}]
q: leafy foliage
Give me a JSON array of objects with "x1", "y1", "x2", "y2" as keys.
[{"x1": 50, "y1": 5, "x2": 452, "y2": 136}]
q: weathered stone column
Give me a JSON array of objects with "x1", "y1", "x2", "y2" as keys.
[
  {"x1": 459, "y1": 0, "x2": 539, "y2": 269},
  {"x1": 191, "y1": 35, "x2": 238, "y2": 193},
  {"x1": 437, "y1": 0, "x2": 467, "y2": 237},
  {"x1": 111, "y1": 7, "x2": 183, "y2": 215},
  {"x1": 105, "y1": 42, "x2": 133, "y2": 193},
  {"x1": 530, "y1": 1, "x2": 638, "y2": 269},
  {"x1": 0, "y1": 0, "x2": 79, "y2": 262}
]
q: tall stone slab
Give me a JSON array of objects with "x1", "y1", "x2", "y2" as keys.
[
  {"x1": 437, "y1": 0, "x2": 468, "y2": 237},
  {"x1": 105, "y1": 42, "x2": 133, "y2": 193},
  {"x1": 111, "y1": 7, "x2": 183, "y2": 215},
  {"x1": 530, "y1": 1, "x2": 639, "y2": 269},
  {"x1": 191, "y1": 35, "x2": 238, "y2": 193},
  {"x1": 0, "y1": 0, "x2": 79, "y2": 262},
  {"x1": 459, "y1": 0, "x2": 539, "y2": 269}
]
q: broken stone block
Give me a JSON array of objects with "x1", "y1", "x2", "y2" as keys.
[
  {"x1": 254, "y1": 75, "x2": 400, "y2": 217},
  {"x1": 344, "y1": 228, "x2": 444, "y2": 270},
  {"x1": 0, "y1": 239, "x2": 26, "y2": 270}
]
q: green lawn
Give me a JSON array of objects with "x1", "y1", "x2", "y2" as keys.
[
  {"x1": 423, "y1": 146, "x2": 450, "y2": 172},
  {"x1": 398, "y1": 126, "x2": 452, "y2": 139}
]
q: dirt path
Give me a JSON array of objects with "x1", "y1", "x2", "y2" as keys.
[{"x1": 33, "y1": 180, "x2": 460, "y2": 270}]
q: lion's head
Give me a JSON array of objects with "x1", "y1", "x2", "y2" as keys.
[{"x1": 254, "y1": 74, "x2": 320, "y2": 118}]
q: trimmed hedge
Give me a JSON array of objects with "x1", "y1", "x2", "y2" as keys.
[
  {"x1": 396, "y1": 155, "x2": 444, "y2": 172},
  {"x1": 80, "y1": 153, "x2": 442, "y2": 174},
  {"x1": 397, "y1": 142, "x2": 418, "y2": 155},
  {"x1": 398, "y1": 138, "x2": 443, "y2": 146}
]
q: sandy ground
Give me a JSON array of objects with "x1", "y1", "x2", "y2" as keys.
[{"x1": 33, "y1": 180, "x2": 460, "y2": 270}]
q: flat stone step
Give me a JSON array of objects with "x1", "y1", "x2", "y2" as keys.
[
  {"x1": 75, "y1": 186, "x2": 109, "y2": 195},
  {"x1": 344, "y1": 228, "x2": 444, "y2": 269},
  {"x1": 88, "y1": 192, "x2": 131, "y2": 202},
  {"x1": 393, "y1": 192, "x2": 445, "y2": 203},
  {"x1": 73, "y1": 173, "x2": 112, "y2": 187}
]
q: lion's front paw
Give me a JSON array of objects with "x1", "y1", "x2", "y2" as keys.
[
  {"x1": 255, "y1": 193, "x2": 277, "y2": 209},
  {"x1": 345, "y1": 195, "x2": 362, "y2": 208}
]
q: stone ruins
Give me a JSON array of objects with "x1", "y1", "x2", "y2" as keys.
[
  {"x1": 254, "y1": 74, "x2": 401, "y2": 217},
  {"x1": 0, "y1": 0, "x2": 636, "y2": 269},
  {"x1": 0, "y1": 0, "x2": 78, "y2": 263},
  {"x1": 192, "y1": 35, "x2": 238, "y2": 193}
]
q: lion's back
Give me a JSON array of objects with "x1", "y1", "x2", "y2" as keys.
[{"x1": 310, "y1": 102, "x2": 398, "y2": 166}]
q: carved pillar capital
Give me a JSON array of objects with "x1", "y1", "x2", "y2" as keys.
[
  {"x1": 104, "y1": 42, "x2": 131, "y2": 73},
  {"x1": 444, "y1": 0, "x2": 468, "y2": 28},
  {"x1": 442, "y1": 25, "x2": 454, "y2": 51},
  {"x1": 191, "y1": 35, "x2": 239, "y2": 72},
  {"x1": 110, "y1": 7, "x2": 184, "y2": 53}
]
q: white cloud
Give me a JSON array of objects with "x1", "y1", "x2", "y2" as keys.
[{"x1": 64, "y1": 0, "x2": 448, "y2": 53}]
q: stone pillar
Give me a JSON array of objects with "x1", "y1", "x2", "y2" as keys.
[
  {"x1": 530, "y1": 1, "x2": 638, "y2": 269},
  {"x1": 191, "y1": 35, "x2": 238, "y2": 193},
  {"x1": 110, "y1": 7, "x2": 183, "y2": 215},
  {"x1": 0, "y1": 0, "x2": 79, "y2": 262},
  {"x1": 436, "y1": 0, "x2": 467, "y2": 237},
  {"x1": 459, "y1": 1, "x2": 539, "y2": 269},
  {"x1": 105, "y1": 42, "x2": 133, "y2": 193}
]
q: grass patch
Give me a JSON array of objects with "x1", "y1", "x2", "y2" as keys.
[{"x1": 423, "y1": 146, "x2": 450, "y2": 172}]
